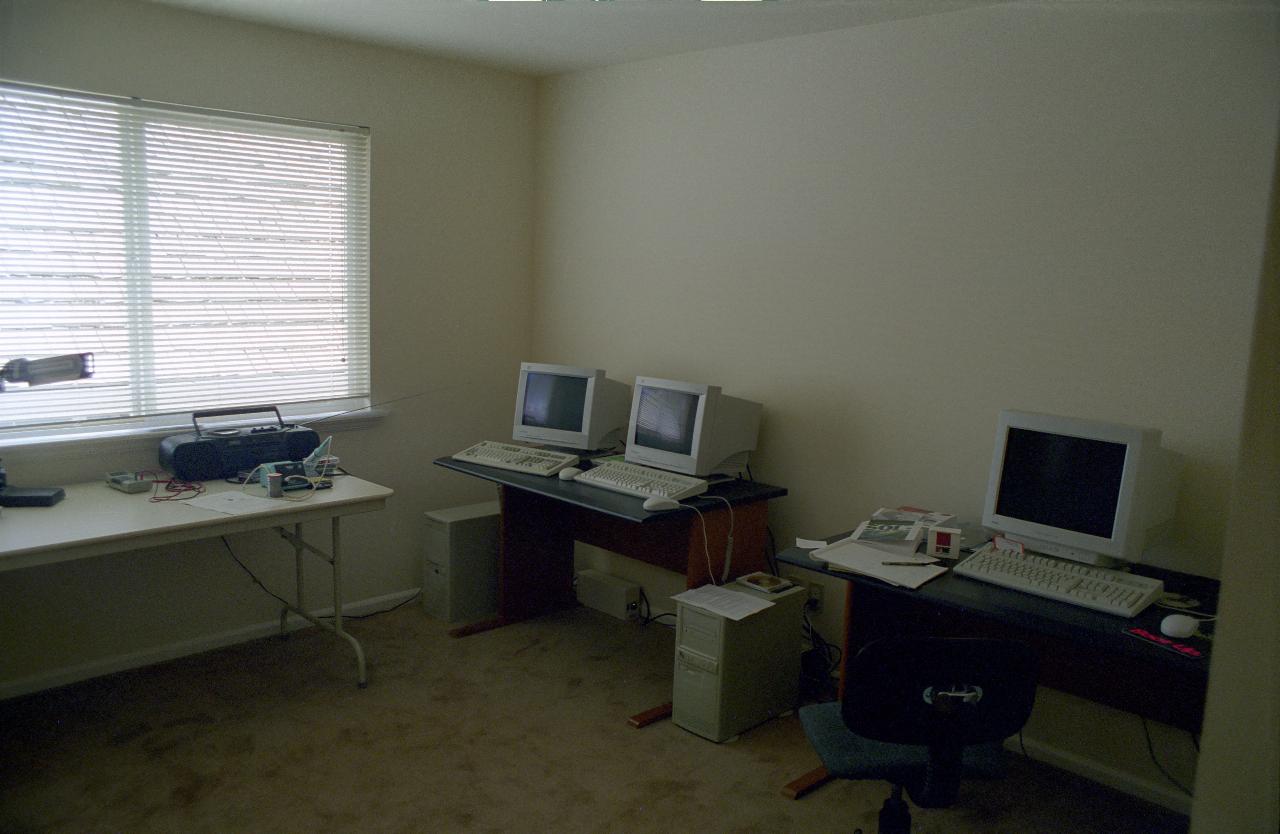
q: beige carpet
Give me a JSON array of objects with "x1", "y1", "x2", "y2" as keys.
[{"x1": 0, "y1": 605, "x2": 1187, "y2": 834}]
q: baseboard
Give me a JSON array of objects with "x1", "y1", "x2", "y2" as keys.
[
  {"x1": 1008, "y1": 734, "x2": 1192, "y2": 815},
  {"x1": 0, "y1": 588, "x2": 421, "y2": 702}
]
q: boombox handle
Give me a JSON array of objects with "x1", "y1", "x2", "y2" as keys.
[{"x1": 192, "y1": 405, "x2": 286, "y2": 437}]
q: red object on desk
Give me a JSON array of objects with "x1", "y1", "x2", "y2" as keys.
[{"x1": 1125, "y1": 627, "x2": 1204, "y2": 659}]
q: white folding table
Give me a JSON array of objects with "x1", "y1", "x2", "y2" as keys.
[{"x1": 0, "y1": 475, "x2": 393, "y2": 687}]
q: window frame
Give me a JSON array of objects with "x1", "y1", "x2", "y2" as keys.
[{"x1": 0, "y1": 80, "x2": 373, "y2": 442}]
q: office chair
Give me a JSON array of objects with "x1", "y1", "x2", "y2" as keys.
[{"x1": 798, "y1": 637, "x2": 1038, "y2": 834}]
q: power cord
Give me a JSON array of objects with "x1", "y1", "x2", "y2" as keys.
[
  {"x1": 1142, "y1": 717, "x2": 1194, "y2": 797},
  {"x1": 221, "y1": 535, "x2": 422, "y2": 621}
]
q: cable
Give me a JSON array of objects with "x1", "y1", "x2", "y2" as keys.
[
  {"x1": 221, "y1": 536, "x2": 293, "y2": 611},
  {"x1": 147, "y1": 474, "x2": 205, "y2": 502},
  {"x1": 1141, "y1": 717, "x2": 1193, "y2": 797},
  {"x1": 637, "y1": 588, "x2": 675, "y2": 628},
  {"x1": 319, "y1": 589, "x2": 422, "y2": 621},
  {"x1": 685, "y1": 503, "x2": 717, "y2": 585},
  {"x1": 697, "y1": 494, "x2": 735, "y2": 582}
]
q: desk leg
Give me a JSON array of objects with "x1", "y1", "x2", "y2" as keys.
[
  {"x1": 627, "y1": 702, "x2": 672, "y2": 728},
  {"x1": 275, "y1": 518, "x2": 369, "y2": 688},
  {"x1": 781, "y1": 766, "x2": 833, "y2": 799}
]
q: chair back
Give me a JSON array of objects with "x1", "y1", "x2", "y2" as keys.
[{"x1": 842, "y1": 637, "x2": 1038, "y2": 748}]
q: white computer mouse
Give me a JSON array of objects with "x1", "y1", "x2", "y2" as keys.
[
  {"x1": 1160, "y1": 614, "x2": 1199, "y2": 639},
  {"x1": 557, "y1": 467, "x2": 583, "y2": 481},
  {"x1": 642, "y1": 496, "x2": 681, "y2": 512}
]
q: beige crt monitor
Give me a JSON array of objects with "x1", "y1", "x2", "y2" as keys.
[
  {"x1": 981, "y1": 409, "x2": 1182, "y2": 567},
  {"x1": 623, "y1": 376, "x2": 762, "y2": 478},
  {"x1": 511, "y1": 363, "x2": 631, "y2": 451}
]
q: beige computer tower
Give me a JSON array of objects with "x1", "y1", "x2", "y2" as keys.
[
  {"x1": 672, "y1": 583, "x2": 806, "y2": 742},
  {"x1": 422, "y1": 501, "x2": 500, "y2": 624}
]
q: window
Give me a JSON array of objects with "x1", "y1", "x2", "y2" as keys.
[{"x1": 0, "y1": 81, "x2": 370, "y2": 434}]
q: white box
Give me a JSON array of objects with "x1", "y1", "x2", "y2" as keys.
[
  {"x1": 575, "y1": 569, "x2": 640, "y2": 620},
  {"x1": 423, "y1": 501, "x2": 500, "y2": 623}
]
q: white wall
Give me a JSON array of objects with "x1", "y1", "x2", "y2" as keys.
[
  {"x1": 1191, "y1": 139, "x2": 1280, "y2": 833},
  {"x1": 0, "y1": 0, "x2": 531, "y2": 690},
  {"x1": 534, "y1": 3, "x2": 1278, "y2": 812}
]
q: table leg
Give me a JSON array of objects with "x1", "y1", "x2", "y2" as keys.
[{"x1": 274, "y1": 518, "x2": 368, "y2": 688}]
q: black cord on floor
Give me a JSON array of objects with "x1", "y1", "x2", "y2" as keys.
[
  {"x1": 1142, "y1": 717, "x2": 1193, "y2": 796},
  {"x1": 637, "y1": 588, "x2": 676, "y2": 628}
]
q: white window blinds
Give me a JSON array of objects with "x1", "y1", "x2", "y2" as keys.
[{"x1": 0, "y1": 81, "x2": 370, "y2": 432}]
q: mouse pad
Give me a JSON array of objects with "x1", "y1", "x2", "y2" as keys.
[{"x1": 1124, "y1": 626, "x2": 1205, "y2": 659}]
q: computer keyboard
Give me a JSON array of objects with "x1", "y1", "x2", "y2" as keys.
[
  {"x1": 451, "y1": 440, "x2": 579, "y2": 477},
  {"x1": 953, "y1": 543, "x2": 1164, "y2": 617},
  {"x1": 573, "y1": 460, "x2": 708, "y2": 501}
]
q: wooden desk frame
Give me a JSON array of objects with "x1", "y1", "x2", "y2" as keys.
[
  {"x1": 0, "y1": 476, "x2": 393, "y2": 689},
  {"x1": 435, "y1": 458, "x2": 786, "y2": 636},
  {"x1": 777, "y1": 543, "x2": 1216, "y2": 799}
]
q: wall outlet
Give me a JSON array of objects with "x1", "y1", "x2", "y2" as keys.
[{"x1": 805, "y1": 581, "x2": 823, "y2": 613}]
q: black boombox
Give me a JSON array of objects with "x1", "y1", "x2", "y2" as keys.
[{"x1": 159, "y1": 406, "x2": 321, "y2": 481}]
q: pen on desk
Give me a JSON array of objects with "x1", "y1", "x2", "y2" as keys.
[{"x1": 881, "y1": 561, "x2": 938, "y2": 566}]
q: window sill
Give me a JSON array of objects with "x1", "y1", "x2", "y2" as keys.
[{"x1": 0, "y1": 403, "x2": 386, "y2": 464}]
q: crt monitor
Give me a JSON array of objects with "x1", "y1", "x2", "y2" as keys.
[
  {"x1": 623, "y1": 376, "x2": 762, "y2": 478},
  {"x1": 512, "y1": 363, "x2": 631, "y2": 451},
  {"x1": 981, "y1": 410, "x2": 1181, "y2": 567}
]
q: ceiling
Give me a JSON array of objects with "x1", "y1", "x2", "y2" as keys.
[{"x1": 143, "y1": 0, "x2": 1014, "y2": 76}]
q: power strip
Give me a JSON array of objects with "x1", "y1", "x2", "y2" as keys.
[{"x1": 575, "y1": 569, "x2": 640, "y2": 620}]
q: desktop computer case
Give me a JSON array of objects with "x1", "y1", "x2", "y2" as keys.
[
  {"x1": 422, "y1": 501, "x2": 500, "y2": 624},
  {"x1": 672, "y1": 584, "x2": 806, "y2": 742}
]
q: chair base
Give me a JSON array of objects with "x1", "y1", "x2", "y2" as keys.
[{"x1": 879, "y1": 786, "x2": 911, "y2": 834}]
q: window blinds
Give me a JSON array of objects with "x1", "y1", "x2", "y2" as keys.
[{"x1": 0, "y1": 81, "x2": 370, "y2": 432}]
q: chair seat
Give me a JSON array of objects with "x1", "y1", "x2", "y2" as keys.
[{"x1": 799, "y1": 701, "x2": 1008, "y2": 786}]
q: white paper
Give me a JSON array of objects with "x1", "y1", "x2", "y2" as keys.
[
  {"x1": 672, "y1": 585, "x2": 774, "y2": 621},
  {"x1": 186, "y1": 491, "x2": 279, "y2": 515},
  {"x1": 795, "y1": 537, "x2": 831, "y2": 550},
  {"x1": 809, "y1": 538, "x2": 947, "y2": 589}
]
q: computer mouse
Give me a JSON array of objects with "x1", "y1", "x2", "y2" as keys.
[
  {"x1": 1160, "y1": 614, "x2": 1199, "y2": 639},
  {"x1": 557, "y1": 467, "x2": 583, "y2": 481},
  {"x1": 641, "y1": 496, "x2": 681, "y2": 512}
]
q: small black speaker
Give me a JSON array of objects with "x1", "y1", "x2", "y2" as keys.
[
  {"x1": 286, "y1": 428, "x2": 321, "y2": 460},
  {"x1": 167, "y1": 439, "x2": 222, "y2": 481}
]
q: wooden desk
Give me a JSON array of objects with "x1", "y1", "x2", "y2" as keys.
[
  {"x1": 434, "y1": 457, "x2": 787, "y2": 633},
  {"x1": 0, "y1": 475, "x2": 393, "y2": 687},
  {"x1": 777, "y1": 540, "x2": 1217, "y2": 798}
]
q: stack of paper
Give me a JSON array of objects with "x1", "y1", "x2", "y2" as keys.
[{"x1": 808, "y1": 537, "x2": 947, "y2": 589}]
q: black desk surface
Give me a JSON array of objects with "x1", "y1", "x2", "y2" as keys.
[
  {"x1": 434, "y1": 456, "x2": 787, "y2": 523},
  {"x1": 778, "y1": 539, "x2": 1217, "y2": 680}
]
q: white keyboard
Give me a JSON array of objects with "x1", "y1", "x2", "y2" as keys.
[
  {"x1": 573, "y1": 460, "x2": 708, "y2": 501},
  {"x1": 954, "y1": 544, "x2": 1164, "y2": 617},
  {"x1": 452, "y1": 440, "x2": 578, "y2": 477}
]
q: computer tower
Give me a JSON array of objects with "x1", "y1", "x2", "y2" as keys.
[
  {"x1": 672, "y1": 583, "x2": 806, "y2": 742},
  {"x1": 422, "y1": 501, "x2": 500, "y2": 624}
]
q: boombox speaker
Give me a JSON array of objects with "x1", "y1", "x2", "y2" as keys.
[{"x1": 159, "y1": 405, "x2": 321, "y2": 481}]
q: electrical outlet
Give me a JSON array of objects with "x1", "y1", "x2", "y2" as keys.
[{"x1": 806, "y1": 581, "x2": 823, "y2": 613}]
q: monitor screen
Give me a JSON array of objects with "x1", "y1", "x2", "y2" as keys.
[
  {"x1": 520, "y1": 372, "x2": 588, "y2": 432},
  {"x1": 995, "y1": 427, "x2": 1128, "y2": 539},
  {"x1": 632, "y1": 385, "x2": 700, "y2": 455}
]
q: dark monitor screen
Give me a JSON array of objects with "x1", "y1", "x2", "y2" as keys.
[
  {"x1": 521, "y1": 372, "x2": 587, "y2": 432},
  {"x1": 995, "y1": 427, "x2": 1127, "y2": 538},
  {"x1": 633, "y1": 385, "x2": 700, "y2": 455}
]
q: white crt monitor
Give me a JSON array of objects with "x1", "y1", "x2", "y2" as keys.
[
  {"x1": 981, "y1": 410, "x2": 1182, "y2": 567},
  {"x1": 623, "y1": 376, "x2": 762, "y2": 478},
  {"x1": 512, "y1": 363, "x2": 631, "y2": 451}
]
